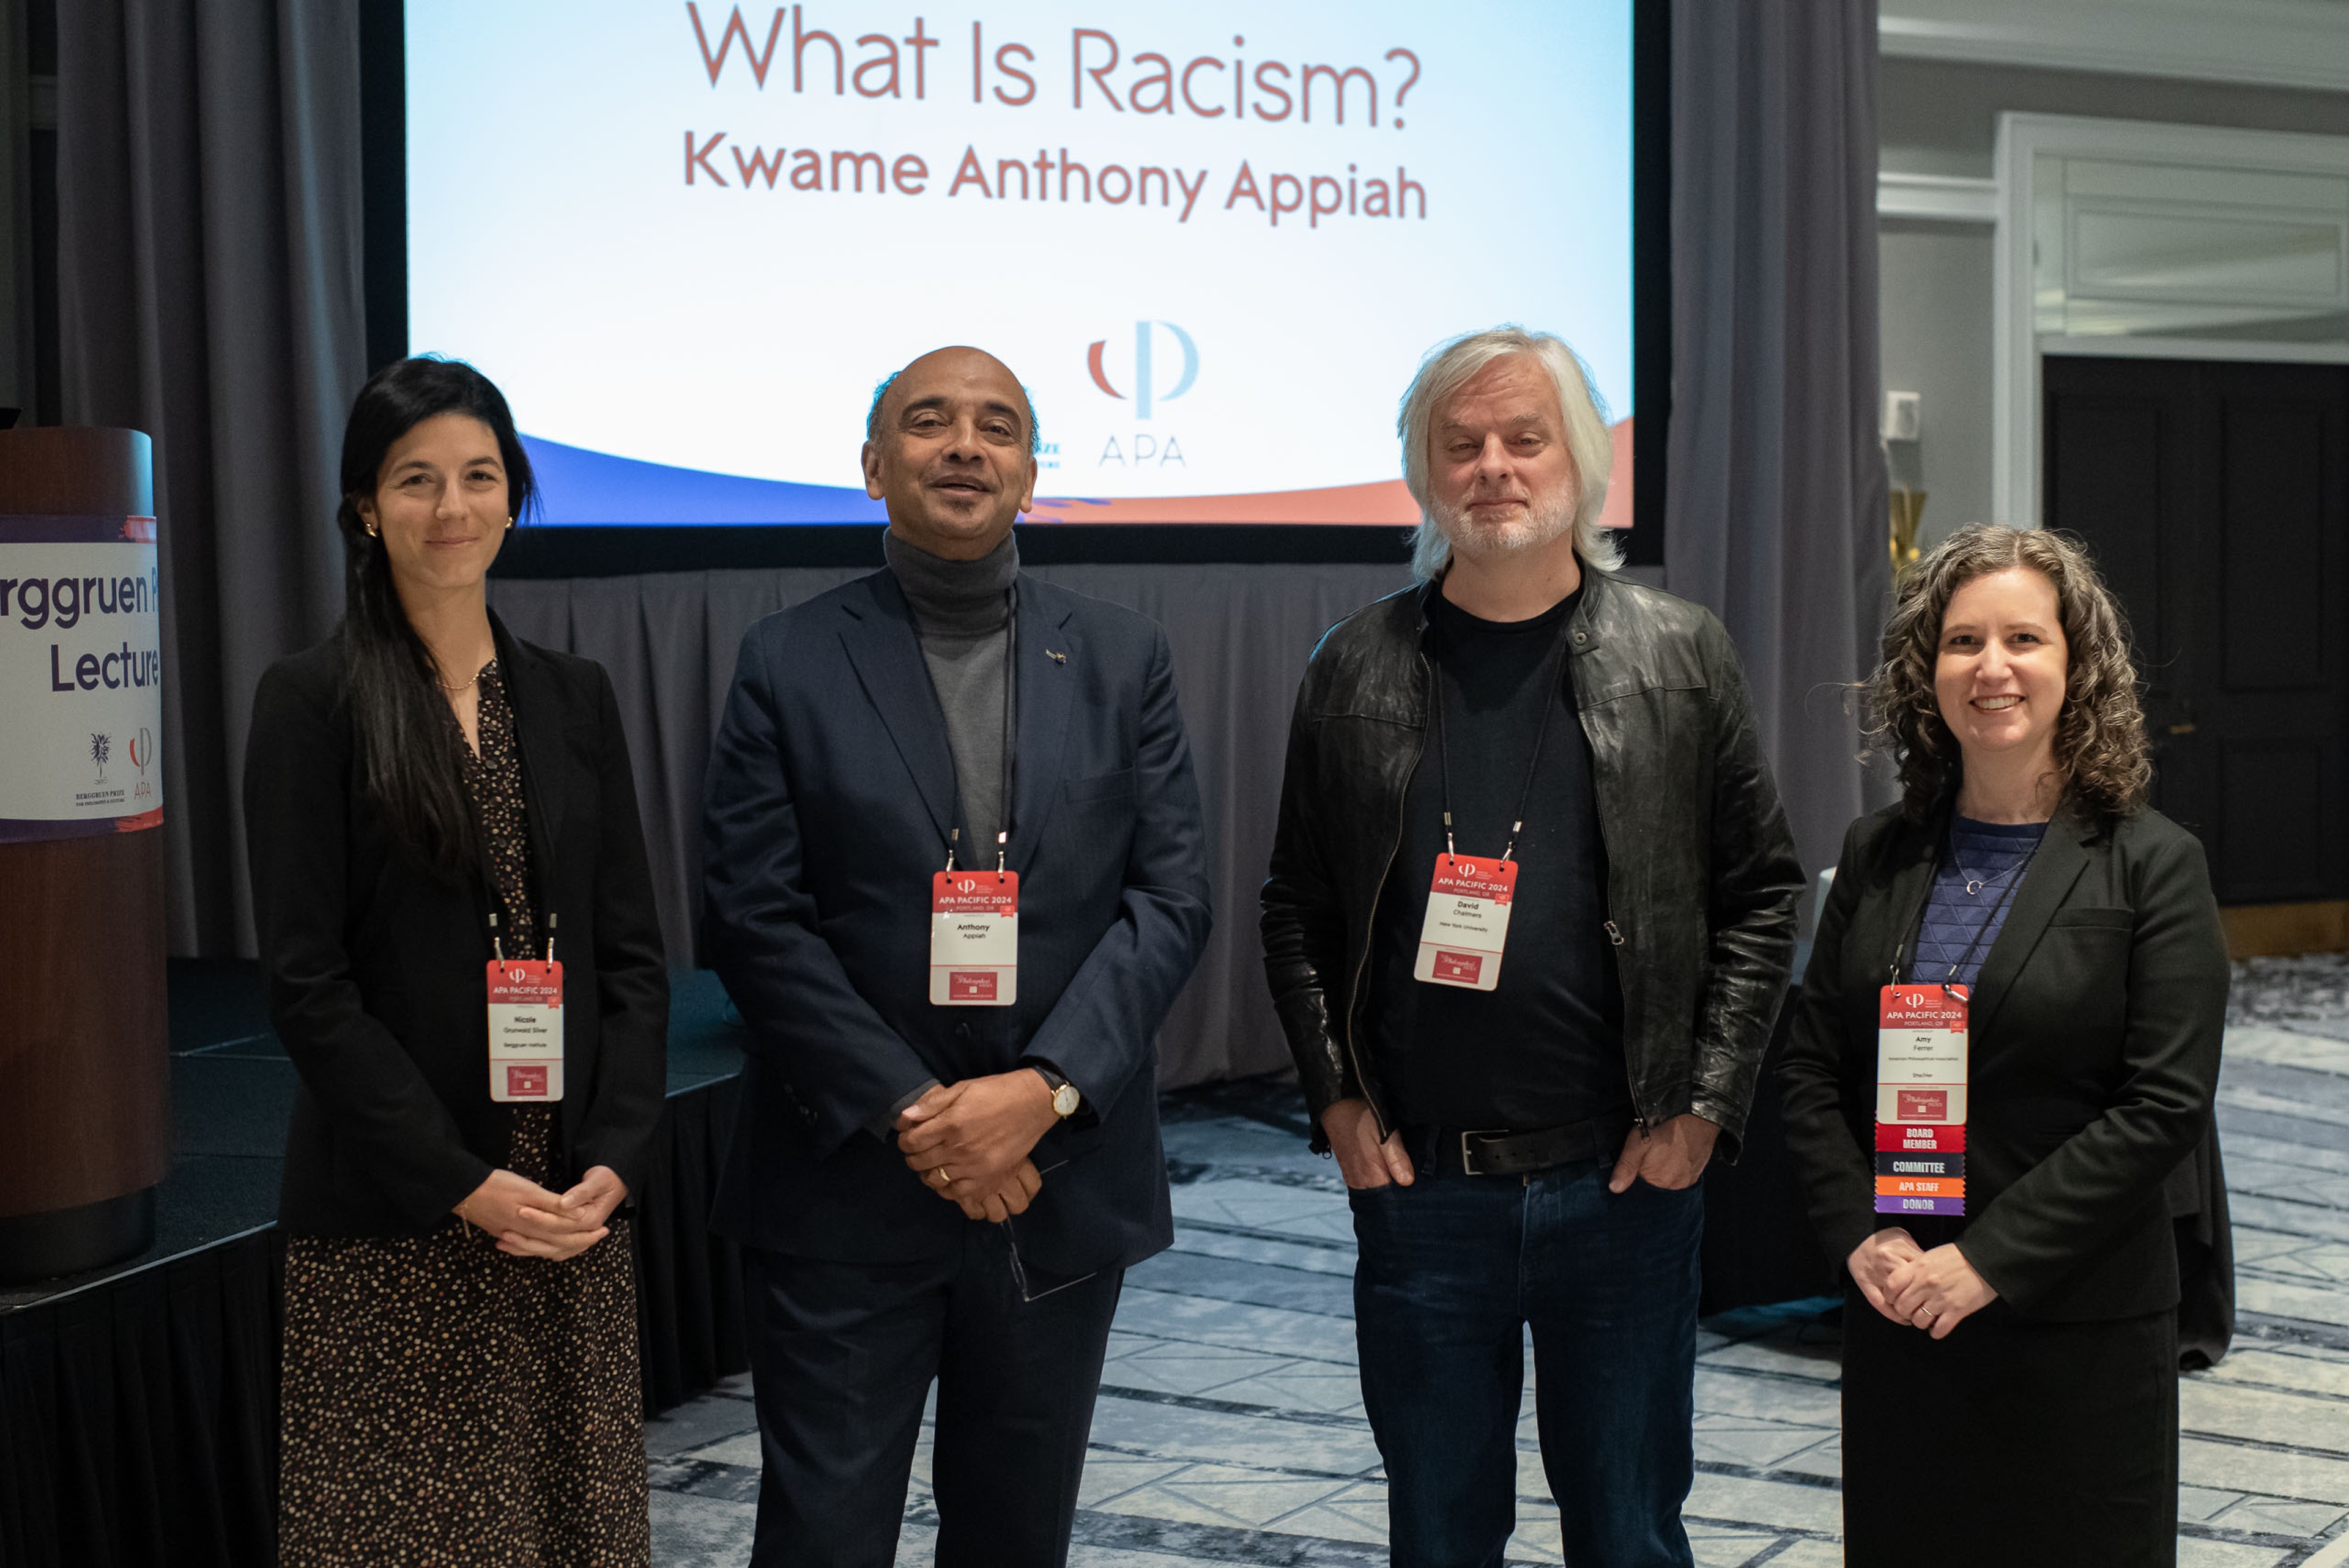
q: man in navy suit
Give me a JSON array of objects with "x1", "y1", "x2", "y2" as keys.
[{"x1": 703, "y1": 345, "x2": 1213, "y2": 1567}]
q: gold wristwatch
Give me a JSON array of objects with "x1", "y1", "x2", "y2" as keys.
[{"x1": 1033, "y1": 1064, "x2": 1081, "y2": 1119}]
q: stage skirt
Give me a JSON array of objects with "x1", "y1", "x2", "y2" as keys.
[
  {"x1": 1840, "y1": 1287, "x2": 2179, "y2": 1566},
  {"x1": 275, "y1": 1109, "x2": 650, "y2": 1567}
]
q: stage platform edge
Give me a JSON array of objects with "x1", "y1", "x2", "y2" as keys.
[{"x1": 0, "y1": 963, "x2": 749, "y2": 1568}]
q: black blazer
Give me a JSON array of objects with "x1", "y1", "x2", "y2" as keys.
[
  {"x1": 243, "y1": 617, "x2": 669, "y2": 1235},
  {"x1": 702, "y1": 569, "x2": 1213, "y2": 1278},
  {"x1": 1779, "y1": 799, "x2": 2228, "y2": 1321}
]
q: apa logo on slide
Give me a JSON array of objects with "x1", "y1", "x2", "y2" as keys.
[{"x1": 1086, "y1": 322, "x2": 1198, "y2": 420}]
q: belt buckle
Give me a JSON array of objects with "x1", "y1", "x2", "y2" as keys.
[{"x1": 1458, "y1": 1130, "x2": 1485, "y2": 1177}]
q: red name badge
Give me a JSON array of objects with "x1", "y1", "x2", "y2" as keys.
[
  {"x1": 1413, "y1": 854, "x2": 1517, "y2": 992},
  {"x1": 931, "y1": 870, "x2": 1018, "y2": 1007},
  {"x1": 1876, "y1": 1122, "x2": 1966, "y2": 1153},
  {"x1": 487, "y1": 959, "x2": 564, "y2": 1102},
  {"x1": 1875, "y1": 983, "x2": 1967, "y2": 1216}
]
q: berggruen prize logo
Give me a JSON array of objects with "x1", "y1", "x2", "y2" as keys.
[{"x1": 1, "y1": 512, "x2": 165, "y2": 842}]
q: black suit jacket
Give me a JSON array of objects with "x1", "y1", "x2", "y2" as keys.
[
  {"x1": 702, "y1": 569, "x2": 1212, "y2": 1277},
  {"x1": 1779, "y1": 799, "x2": 2228, "y2": 1321},
  {"x1": 243, "y1": 618, "x2": 669, "y2": 1234}
]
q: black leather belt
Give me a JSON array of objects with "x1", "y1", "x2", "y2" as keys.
[{"x1": 1410, "y1": 1111, "x2": 1636, "y2": 1178}]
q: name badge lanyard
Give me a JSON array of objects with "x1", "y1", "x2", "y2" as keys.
[
  {"x1": 1872, "y1": 834, "x2": 2039, "y2": 1216},
  {"x1": 932, "y1": 591, "x2": 1021, "y2": 1005},
  {"x1": 461, "y1": 780, "x2": 557, "y2": 966},
  {"x1": 1412, "y1": 624, "x2": 1570, "y2": 992},
  {"x1": 470, "y1": 784, "x2": 567, "y2": 1104},
  {"x1": 459, "y1": 665, "x2": 567, "y2": 967}
]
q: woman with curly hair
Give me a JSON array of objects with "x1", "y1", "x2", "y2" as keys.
[{"x1": 1779, "y1": 524, "x2": 2227, "y2": 1566}]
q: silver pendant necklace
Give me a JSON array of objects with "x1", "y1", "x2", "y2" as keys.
[{"x1": 1962, "y1": 858, "x2": 2026, "y2": 897}]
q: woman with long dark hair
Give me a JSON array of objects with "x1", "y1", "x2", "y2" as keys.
[
  {"x1": 1779, "y1": 524, "x2": 2227, "y2": 1564},
  {"x1": 245, "y1": 357, "x2": 666, "y2": 1563}
]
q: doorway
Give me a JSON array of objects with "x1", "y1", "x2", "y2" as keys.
[{"x1": 2042, "y1": 356, "x2": 2349, "y2": 933}]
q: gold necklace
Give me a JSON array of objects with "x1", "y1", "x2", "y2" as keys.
[{"x1": 434, "y1": 659, "x2": 490, "y2": 693}]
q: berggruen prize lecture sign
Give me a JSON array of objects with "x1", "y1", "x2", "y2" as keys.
[{"x1": 0, "y1": 514, "x2": 164, "y2": 843}]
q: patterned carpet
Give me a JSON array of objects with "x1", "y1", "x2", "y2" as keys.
[{"x1": 648, "y1": 956, "x2": 2349, "y2": 1565}]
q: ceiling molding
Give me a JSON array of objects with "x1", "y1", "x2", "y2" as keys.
[
  {"x1": 1879, "y1": 171, "x2": 2000, "y2": 223},
  {"x1": 2039, "y1": 334, "x2": 2349, "y2": 365},
  {"x1": 1990, "y1": 112, "x2": 2349, "y2": 530},
  {"x1": 1880, "y1": 0, "x2": 2349, "y2": 95}
]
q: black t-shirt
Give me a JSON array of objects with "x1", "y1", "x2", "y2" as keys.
[{"x1": 1367, "y1": 584, "x2": 1629, "y2": 1130}]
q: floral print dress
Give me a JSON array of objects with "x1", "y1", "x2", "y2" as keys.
[{"x1": 276, "y1": 662, "x2": 650, "y2": 1566}]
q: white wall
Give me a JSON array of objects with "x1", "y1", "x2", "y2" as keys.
[
  {"x1": 1875, "y1": 56, "x2": 2349, "y2": 543},
  {"x1": 1879, "y1": 218, "x2": 1995, "y2": 541}
]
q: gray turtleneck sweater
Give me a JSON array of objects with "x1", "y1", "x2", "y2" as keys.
[
  {"x1": 883, "y1": 528, "x2": 1018, "y2": 864},
  {"x1": 877, "y1": 527, "x2": 1084, "y2": 1139}
]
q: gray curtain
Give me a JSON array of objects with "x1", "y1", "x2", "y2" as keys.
[
  {"x1": 489, "y1": 561, "x2": 1413, "y2": 1090},
  {"x1": 56, "y1": 0, "x2": 365, "y2": 953},
  {"x1": 1667, "y1": 0, "x2": 1891, "y2": 875},
  {"x1": 48, "y1": 0, "x2": 1896, "y2": 1085}
]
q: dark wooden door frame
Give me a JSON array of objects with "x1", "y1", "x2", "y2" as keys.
[{"x1": 2043, "y1": 355, "x2": 2349, "y2": 911}]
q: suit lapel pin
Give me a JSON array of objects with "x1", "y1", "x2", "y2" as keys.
[{"x1": 1046, "y1": 648, "x2": 1067, "y2": 664}]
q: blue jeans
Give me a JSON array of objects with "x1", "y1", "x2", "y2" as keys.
[{"x1": 1349, "y1": 1157, "x2": 1703, "y2": 1568}]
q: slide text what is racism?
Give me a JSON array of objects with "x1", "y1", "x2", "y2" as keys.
[{"x1": 679, "y1": 6, "x2": 1433, "y2": 229}]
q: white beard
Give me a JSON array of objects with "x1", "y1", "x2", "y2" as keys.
[{"x1": 1434, "y1": 489, "x2": 1576, "y2": 562}]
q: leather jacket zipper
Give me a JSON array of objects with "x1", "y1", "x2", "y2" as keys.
[
  {"x1": 1606, "y1": 899, "x2": 1641, "y2": 1133},
  {"x1": 1340, "y1": 651, "x2": 1430, "y2": 1144},
  {"x1": 1604, "y1": 904, "x2": 1651, "y2": 1134},
  {"x1": 1579, "y1": 682, "x2": 1649, "y2": 1136}
]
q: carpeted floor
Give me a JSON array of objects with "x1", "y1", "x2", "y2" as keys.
[{"x1": 644, "y1": 956, "x2": 2349, "y2": 1566}]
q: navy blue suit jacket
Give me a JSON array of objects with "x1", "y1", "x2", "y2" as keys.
[{"x1": 703, "y1": 567, "x2": 1212, "y2": 1275}]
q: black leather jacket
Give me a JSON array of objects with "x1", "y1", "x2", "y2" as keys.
[{"x1": 1261, "y1": 567, "x2": 1805, "y2": 1154}]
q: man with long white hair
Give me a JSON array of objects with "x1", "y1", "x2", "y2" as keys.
[{"x1": 1261, "y1": 327, "x2": 1804, "y2": 1566}]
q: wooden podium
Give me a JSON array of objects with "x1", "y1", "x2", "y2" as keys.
[{"x1": 0, "y1": 429, "x2": 169, "y2": 1281}]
